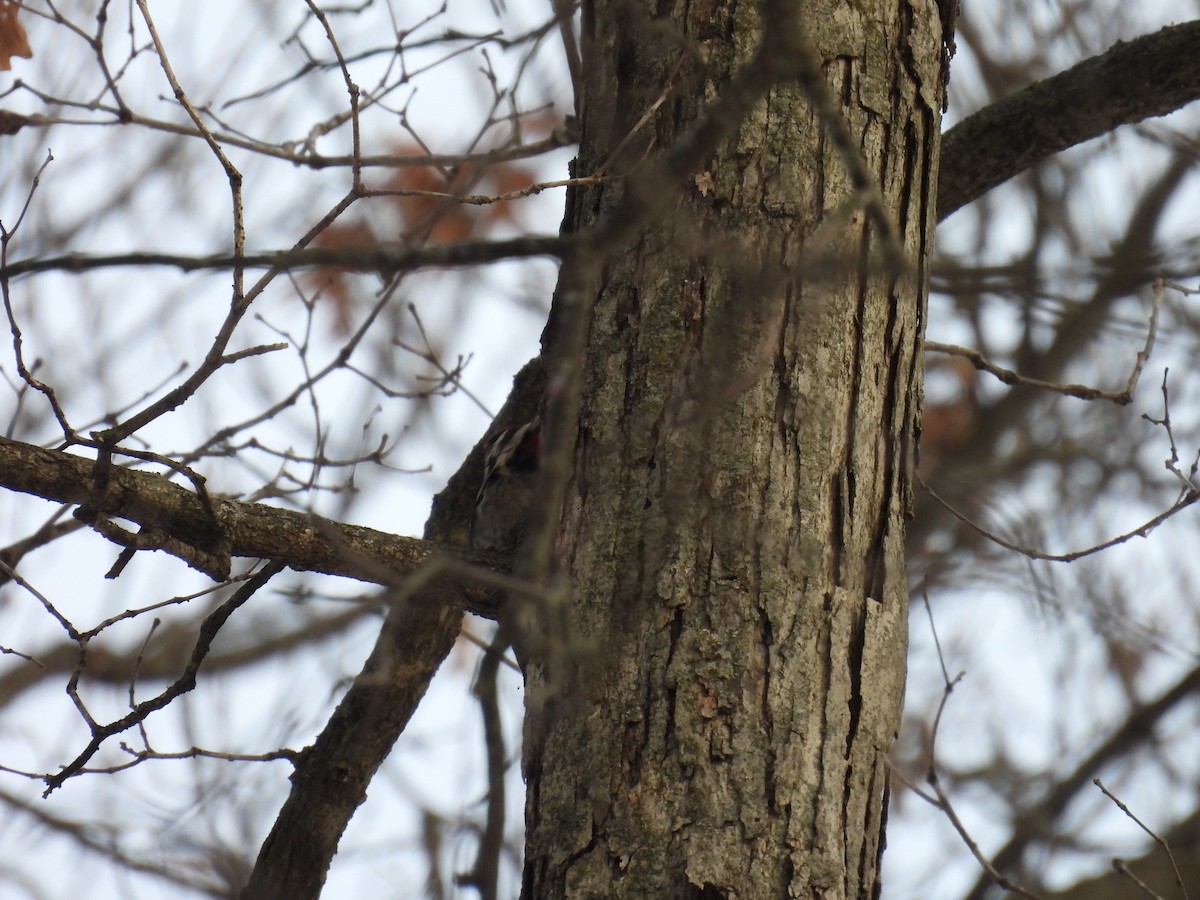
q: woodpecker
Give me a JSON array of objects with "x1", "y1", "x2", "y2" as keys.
[{"x1": 470, "y1": 417, "x2": 540, "y2": 552}]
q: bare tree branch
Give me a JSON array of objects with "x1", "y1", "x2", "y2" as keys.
[
  {"x1": 0, "y1": 236, "x2": 567, "y2": 279},
  {"x1": 923, "y1": 273, "x2": 1165, "y2": 404},
  {"x1": 238, "y1": 580, "x2": 464, "y2": 899},
  {"x1": 964, "y1": 662, "x2": 1200, "y2": 899},
  {"x1": 0, "y1": 435, "x2": 506, "y2": 616},
  {"x1": 938, "y1": 20, "x2": 1200, "y2": 220},
  {"x1": 1095, "y1": 779, "x2": 1192, "y2": 900},
  {"x1": 919, "y1": 475, "x2": 1200, "y2": 564},
  {"x1": 40, "y1": 563, "x2": 287, "y2": 796}
]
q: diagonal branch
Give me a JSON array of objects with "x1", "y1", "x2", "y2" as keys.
[
  {"x1": 239, "y1": 577, "x2": 465, "y2": 900},
  {"x1": 937, "y1": 20, "x2": 1200, "y2": 220}
]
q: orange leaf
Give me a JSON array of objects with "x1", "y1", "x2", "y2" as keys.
[{"x1": 0, "y1": 1, "x2": 33, "y2": 71}]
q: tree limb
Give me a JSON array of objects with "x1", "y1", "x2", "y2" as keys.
[
  {"x1": 236, "y1": 360, "x2": 547, "y2": 898},
  {"x1": 938, "y1": 20, "x2": 1200, "y2": 220},
  {"x1": 0, "y1": 236, "x2": 566, "y2": 279},
  {"x1": 0, "y1": 435, "x2": 504, "y2": 617},
  {"x1": 239, "y1": 580, "x2": 464, "y2": 899}
]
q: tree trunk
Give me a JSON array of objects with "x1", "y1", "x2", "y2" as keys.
[{"x1": 523, "y1": 1, "x2": 945, "y2": 897}]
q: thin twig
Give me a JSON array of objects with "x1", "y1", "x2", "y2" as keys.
[
  {"x1": 460, "y1": 626, "x2": 521, "y2": 672},
  {"x1": 0, "y1": 642, "x2": 43, "y2": 666},
  {"x1": 919, "y1": 476, "x2": 1199, "y2": 563},
  {"x1": 0, "y1": 556, "x2": 81, "y2": 641},
  {"x1": 42, "y1": 562, "x2": 284, "y2": 796},
  {"x1": 134, "y1": 0, "x2": 246, "y2": 289},
  {"x1": 303, "y1": 0, "x2": 363, "y2": 191},
  {"x1": 922, "y1": 675, "x2": 1047, "y2": 900},
  {"x1": 0, "y1": 151, "x2": 76, "y2": 441},
  {"x1": 895, "y1": 600, "x2": 1047, "y2": 899},
  {"x1": 920, "y1": 590, "x2": 952, "y2": 685},
  {"x1": 1, "y1": 235, "x2": 566, "y2": 279},
  {"x1": 1142, "y1": 369, "x2": 1200, "y2": 491},
  {"x1": 926, "y1": 277, "x2": 1170, "y2": 410},
  {"x1": 129, "y1": 617, "x2": 162, "y2": 750},
  {"x1": 1095, "y1": 779, "x2": 1191, "y2": 900},
  {"x1": 1112, "y1": 860, "x2": 1169, "y2": 900}
]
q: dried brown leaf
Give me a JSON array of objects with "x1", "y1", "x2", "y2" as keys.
[{"x1": 0, "y1": 1, "x2": 33, "y2": 71}]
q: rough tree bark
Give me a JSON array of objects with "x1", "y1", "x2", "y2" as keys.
[
  {"x1": 521, "y1": 0, "x2": 945, "y2": 896},
  {"x1": 11, "y1": 3, "x2": 1200, "y2": 897}
]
